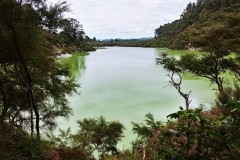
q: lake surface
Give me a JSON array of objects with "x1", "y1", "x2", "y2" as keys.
[{"x1": 59, "y1": 47, "x2": 215, "y2": 149}]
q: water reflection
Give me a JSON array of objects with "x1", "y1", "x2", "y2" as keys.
[{"x1": 64, "y1": 55, "x2": 87, "y2": 76}]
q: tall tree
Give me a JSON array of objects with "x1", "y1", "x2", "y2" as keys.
[
  {"x1": 157, "y1": 13, "x2": 240, "y2": 105},
  {"x1": 37, "y1": 1, "x2": 71, "y2": 33},
  {"x1": 60, "y1": 18, "x2": 85, "y2": 43},
  {"x1": 0, "y1": 0, "x2": 79, "y2": 137},
  {"x1": 156, "y1": 53, "x2": 192, "y2": 110}
]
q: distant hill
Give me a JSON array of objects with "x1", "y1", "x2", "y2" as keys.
[{"x1": 100, "y1": 37, "x2": 154, "y2": 42}]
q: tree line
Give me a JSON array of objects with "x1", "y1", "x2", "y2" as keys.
[{"x1": 155, "y1": 0, "x2": 240, "y2": 49}]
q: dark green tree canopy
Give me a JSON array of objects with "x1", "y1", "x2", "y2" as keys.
[
  {"x1": 0, "y1": 0, "x2": 79, "y2": 136},
  {"x1": 60, "y1": 18, "x2": 85, "y2": 43},
  {"x1": 154, "y1": 0, "x2": 240, "y2": 49}
]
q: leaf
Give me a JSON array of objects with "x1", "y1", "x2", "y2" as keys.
[
  {"x1": 195, "y1": 108, "x2": 202, "y2": 113},
  {"x1": 167, "y1": 113, "x2": 179, "y2": 119},
  {"x1": 219, "y1": 113, "x2": 224, "y2": 118},
  {"x1": 195, "y1": 115, "x2": 200, "y2": 121},
  {"x1": 171, "y1": 151, "x2": 178, "y2": 159},
  {"x1": 158, "y1": 149, "x2": 164, "y2": 156},
  {"x1": 169, "y1": 129, "x2": 178, "y2": 134},
  {"x1": 231, "y1": 108, "x2": 237, "y2": 112}
]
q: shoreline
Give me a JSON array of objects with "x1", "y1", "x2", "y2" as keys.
[{"x1": 56, "y1": 53, "x2": 72, "y2": 58}]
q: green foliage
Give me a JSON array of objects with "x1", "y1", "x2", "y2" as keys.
[
  {"x1": 60, "y1": 18, "x2": 85, "y2": 42},
  {"x1": 157, "y1": 49, "x2": 240, "y2": 105},
  {"x1": 156, "y1": 52, "x2": 182, "y2": 73},
  {"x1": 47, "y1": 117, "x2": 125, "y2": 160},
  {"x1": 131, "y1": 113, "x2": 164, "y2": 159},
  {"x1": 154, "y1": 0, "x2": 240, "y2": 49},
  {"x1": 131, "y1": 106, "x2": 240, "y2": 159},
  {"x1": 169, "y1": 31, "x2": 189, "y2": 50},
  {"x1": 132, "y1": 113, "x2": 163, "y2": 139},
  {"x1": 74, "y1": 117, "x2": 125, "y2": 159},
  {"x1": 0, "y1": 0, "x2": 81, "y2": 159},
  {"x1": 153, "y1": 2, "x2": 240, "y2": 156},
  {"x1": 38, "y1": 1, "x2": 71, "y2": 33},
  {"x1": 221, "y1": 79, "x2": 240, "y2": 103},
  {"x1": 89, "y1": 38, "x2": 169, "y2": 48},
  {"x1": 0, "y1": 125, "x2": 53, "y2": 160},
  {"x1": 0, "y1": 0, "x2": 82, "y2": 133},
  {"x1": 105, "y1": 149, "x2": 142, "y2": 160}
]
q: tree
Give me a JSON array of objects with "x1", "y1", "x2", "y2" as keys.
[
  {"x1": 85, "y1": 35, "x2": 90, "y2": 42},
  {"x1": 37, "y1": 1, "x2": 71, "y2": 33},
  {"x1": 157, "y1": 13, "x2": 240, "y2": 105},
  {"x1": 132, "y1": 113, "x2": 163, "y2": 159},
  {"x1": 131, "y1": 106, "x2": 240, "y2": 159},
  {"x1": 60, "y1": 18, "x2": 85, "y2": 43},
  {"x1": 156, "y1": 53, "x2": 192, "y2": 110},
  {"x1": 184, "y1": 14, "x2": 240, "y2": 103},
  {"x1": 0, "y1": 0, "x2": 79, "y2": 137},
  {"x1": 73, "y1": 117, "x2": 124, "y2": 160},
  {"x1": 47, "y1": 117, "x2": 125, "y2": 160}
]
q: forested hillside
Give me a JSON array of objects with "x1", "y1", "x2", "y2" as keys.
[{"x1": 155, "y1": 0, "x2": 240, "y2": 49}]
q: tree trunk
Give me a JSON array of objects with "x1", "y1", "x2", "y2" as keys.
[{"x1": 11, "y1": 26, "x2": 40, "y2": 137}]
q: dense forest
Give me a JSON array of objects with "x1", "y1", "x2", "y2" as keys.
[
  {"x1": 1, "y1": 0, "x2": 240, "y2": 160},
  {"x1": 155, "y1": 0, "x2": 240, "y2": 49},
  {"x1": 89, "y1": 38, "x2": 167, "y2": 48}
]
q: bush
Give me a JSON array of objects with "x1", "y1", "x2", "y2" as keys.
[{"x1": 0, "y1": 124, "x2": 53, "y2": 160}]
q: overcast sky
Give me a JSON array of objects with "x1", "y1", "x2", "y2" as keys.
[{"x1": 49, "y1": 0, "x2": 195, "y2": 39}]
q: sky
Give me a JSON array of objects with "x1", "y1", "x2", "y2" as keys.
[{"x1": 49, "y1": 0, "x2": 195, "y2": 39}]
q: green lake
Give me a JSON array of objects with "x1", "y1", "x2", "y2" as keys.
[{"x1": 58, "y1": 47, "x2": 216, "y2": 149}]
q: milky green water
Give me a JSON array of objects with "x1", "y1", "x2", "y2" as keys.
[{"x1": 58, "y1": 47, "x2": 216, "y2": 149}]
